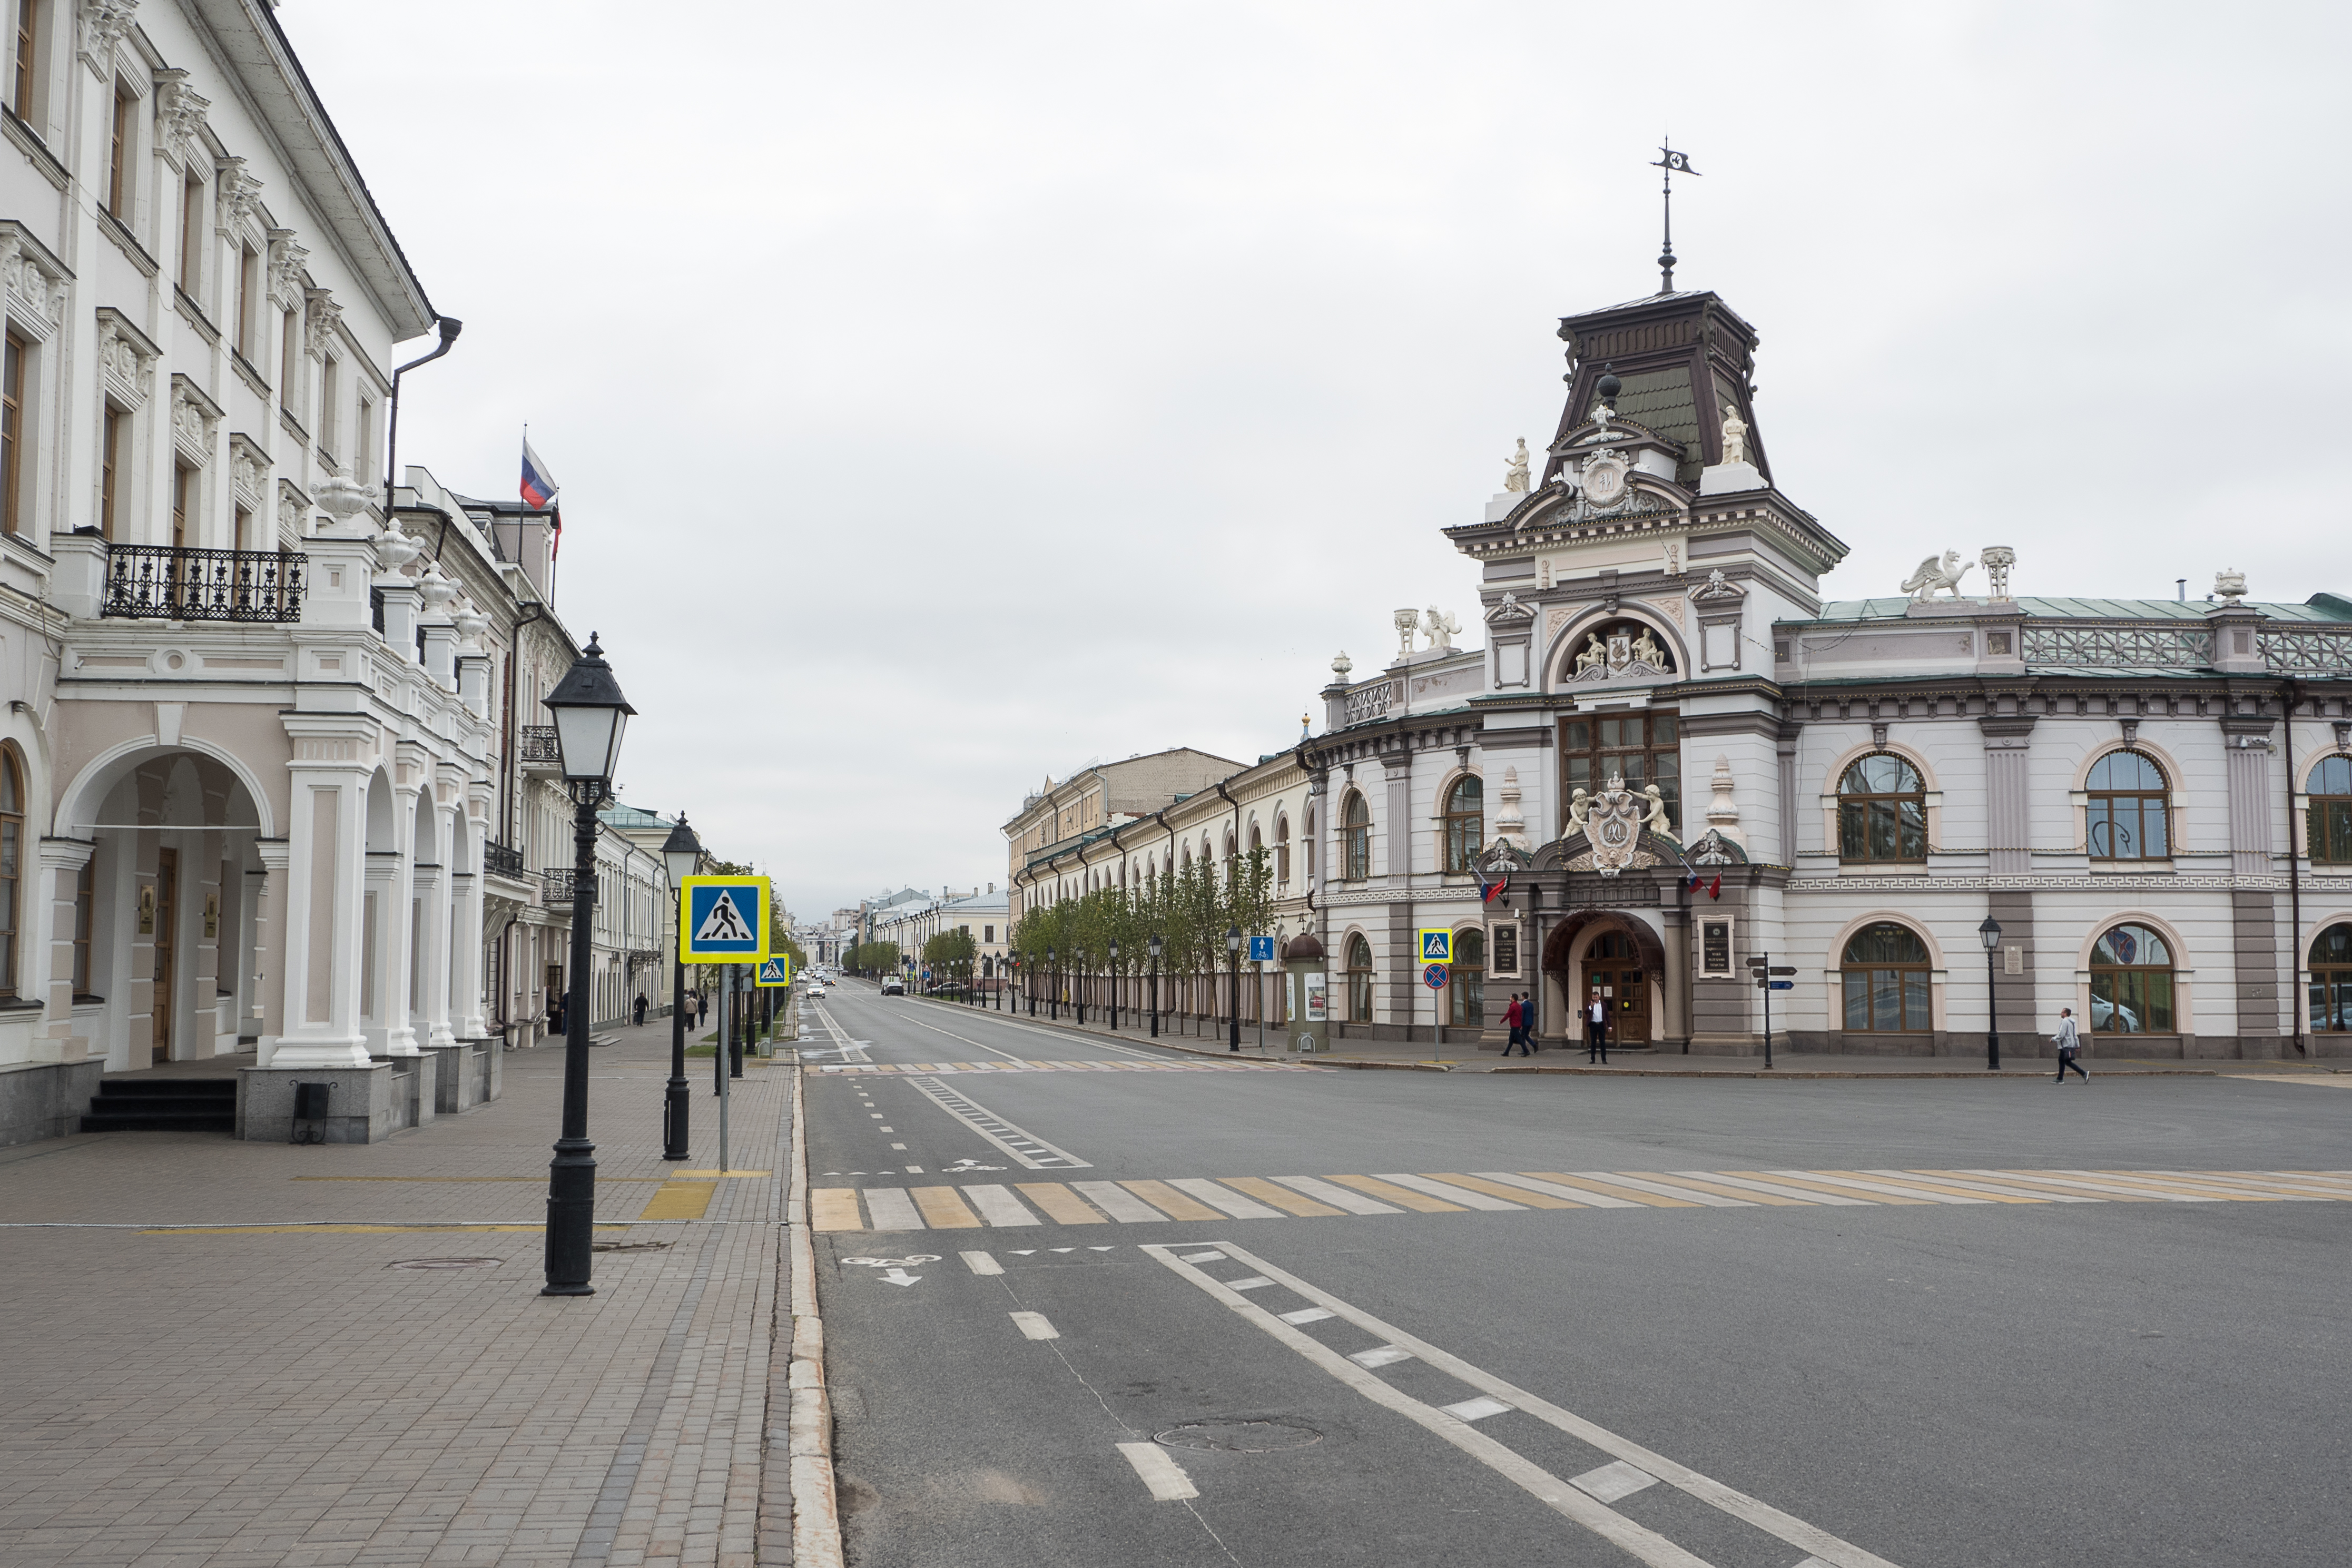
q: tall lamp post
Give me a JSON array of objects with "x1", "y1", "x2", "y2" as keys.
[
  {"x1": 1149, "y1": 934, "x2": 1163, "y2": 1038},
  {"x1": 1979, "y1": 915, "x2": 2003, "y2": 1071},
  {"x1": 540, "y1": 633, "x2": 634, "y2": 1297},
  {"x1": 1226, "y1": 924, "x2": 1242, "y2": 1052},
  {"x1": 1047, "y1": 946, "x2": 1058, "y2": 1021},
  {"x1": 1109, "y1": 937, "x2": 1121, "y2": 1030},
  {"x1": 658, "y1": 813, "x2": 703, "y2": 1162}
]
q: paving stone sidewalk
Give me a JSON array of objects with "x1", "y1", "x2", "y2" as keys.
[{"x1": 0, "y1": 1024, "x2": 794, "y2": 1568}]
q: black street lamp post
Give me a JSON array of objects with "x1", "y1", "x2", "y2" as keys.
[
  {"x1": 1047, "y1": 946, "x2": 1058, "y2": 1021},
  {"x1": 1980, "y1": 915, "x2": 2003, "y2": 1071},
  {"x1": 659, "y1": 813, "x2": 703, "y2": 1162},
  {"x1": 540, "y1": 634, "x2": 634, "y2": 1297},
  {"x1": 1149, "y1": 934, "x2": 1163, "y2": 1038},
  {"x1": 1108, "y1": 937, "x2": 1121, "y2": 1030},
  {"x1": 1226, "y1": 925, "x2": 1242, "y2": 1052}
]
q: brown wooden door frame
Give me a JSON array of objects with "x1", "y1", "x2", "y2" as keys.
[{"x1": 152, "y1": 847, "x2": 178, "y2": 1066}]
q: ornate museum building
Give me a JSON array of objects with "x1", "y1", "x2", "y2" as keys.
[{"x1": 1015, "y1": 284, "x2": 2352, "y2": 1059}]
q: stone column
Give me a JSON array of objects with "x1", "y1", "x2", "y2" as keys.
[
  {"x1": 378, "y1": 771, "x2": 425, "y2": 1057},
  {"x1": 1981, "y1": 715, "x2": 2036, "y2": 874},
  {"x1": 416, "y1": 790, "x2": 460, "y2": 1050},
  {"x1": 270, "y1": 725, "x2": 374, "y2": 1068},
  {"x1": 250, "y1": 840, "x2": 287, "y2": 1062},
  {"x1": 37, "y1": 839, "x2": 96, "y2": 1064},
  {"x1": 454, "y1": 800, "x2": 491, "y2": 1040}
]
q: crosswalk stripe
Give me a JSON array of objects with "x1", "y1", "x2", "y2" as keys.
[
  {"x1": 1016, "y1": 1182, "x2": 1111, "y2": 1224},
  {"x1": 2254, "y1": 1170, "x2": 2352, "y2": 1194},
  {"x1": 1218, "y1": 1177, "x2": 1347, "y2": 1217},
  {"x1": 809, "y1": 1188, "x2": 865, "y2": 1230},
  {"x1": 1675, "y1": 1172, "x2": 1863, "y2": 1206},
  {"x1": 907, "y1": 1186, "x2": 981, "y2": 1227},
  {"x1": 1641, "y1": 1172, "x2": 1816, "y2": 1207},
  {"x1": 1274, "y1": 1175, "x2": 1403, "y2": 1214},
  {"x1": 1768, "y1": 1171, "x2": 1984, "y2": 1205},
  {"x1": 1523, "y1": 1172, "x2": 1700, "y2": 1208},
  {"x1": 2161, "y1": 1172, "x2": 2344, "y2": 1200},
  {"x1": 1071, "y1": 1181, "x2": 1166, "y2": 1222},
  {"x1": 1430, "y1": 1173, "x2": 1585, "y2": 1209},
  {"x1": 1169, "y1": 1178, "x2": 1286, "y2": 1219},
  {"x1": 962, "y1": 1185, "x2": 1042, "y2": 1226},
  {"x1": 864, "y1": 1189, "x2": 923, "y2": 1229},
  {"x1": 1950, "y1": 1170, "x2": 2160, "y2": 1202},
  {"x1": 2048, "y1": 1170, "x2": 2273, "y2": 1201},
  {"x1": 1903, "y1": 1170, "x2": 2103, "y2": 1202},
  {"x1": 1725, "y1": 1171, "x2": 1933, "y2": 1205},
  {"x1": 1849, "y1": 1170, "x2": 2045, "y2": 1204},
  {"x1": 1325, "y1": 1174, "x2": 1468, "y2": 1212},
  {"x1": 1477, "y1": 1172, "x2": 1640, "y2": 1208},
  {"x1": 1377, "y1": 1173, "x2": 1527, "y2": 1211},
  {"x1": 1974, "y1": 1170, "x2": 2207, "y2": 1201},
  {"x1": 1120, "y1": 1180, "x2": 1226, "y2": 1221},
  {"x1": 1591, "y1": 1171, "x2": 1755, "y2": 1208}
]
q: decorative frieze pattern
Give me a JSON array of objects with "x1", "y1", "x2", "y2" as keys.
[
  {"x1": 94, "y1": 308, "x2": 157, "y2": 408},
  {"x1": 169, "y1": 374, "x2": 221, "y2": 466},
  {"x1": 0, "y1": 228, "x2": 69, "y2": 341},
  {"x1": 2020, "y1": 622, "x2": 2214, "y2": 668},
  {"x1": 2259, "y1": 628, "x2": 2352, "y2": 676}
]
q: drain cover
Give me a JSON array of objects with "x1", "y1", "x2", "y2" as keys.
[
  {"x1": 1155, "y1": 1420, "x2": 1322, "y2": 1453},
  {"x1": 386, "y1": 1256, "x2": 503, "y2": 1271}
]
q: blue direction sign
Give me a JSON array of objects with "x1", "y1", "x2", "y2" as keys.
[
  {"x1": 1423, "y1": 963, "x2": 1448, "y2": 990},
  {"x1": 1249, "y1": 936, "x2": 1276, "y2": 962},
  {"x1": 678, "y1": 875, "x2": 769, "y2": 963},
  {"x1": 1769, "y1": 980, "x2": 1794, "y2": 990}
]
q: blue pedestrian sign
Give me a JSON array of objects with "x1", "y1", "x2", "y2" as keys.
[
  {"x1": 1417, "y1": 929, "x2": 1452, "y2": 963},
  {"x1": 756, "y1": 957, "x2": 792, "y2": 988},
  {"x1": 678, "y1": 875, "x2": 769, "y2": 963},
  {"x1": 1248, "y1": 935, "x2": 1275, "y2": 962}
]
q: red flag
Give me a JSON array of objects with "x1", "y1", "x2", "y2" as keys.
[{"x1": 1706, "y1": 874, "x2": 1721, "y2": 900}]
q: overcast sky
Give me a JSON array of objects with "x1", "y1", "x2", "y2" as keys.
[{"x1": 281, "y1": 1, "x2": 2352, "y2": 921}]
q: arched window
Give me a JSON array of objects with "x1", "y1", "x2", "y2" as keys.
[
  {"x1": 1274, "y1": 816, "x2": 1291, "y2": 884},
  {"x1": 1443, "y1": 776, "x2": 1483, "y2": 874},
  {"x1": 0, "y1": 747, "x2": 20, "y2": 997},
  {"x1": 1448, "y1": 928, "x2": 1484, "y2": 1027},
  {"x1": 1840, "y1": 922, "x2": 1930, "y2": 1032},
  {"x1": 2310, "y1": 923, "x2": 2352, "y2": 1032},
  {"x1": 1346, "y1": 933, "x2": 1375, "y2": 1022},
  {"x1": 2087, "y1": 751, "x2": 2169, "y2": 861},
  {"x1": 2091, "y1": 922, "x2": 2174, "y2": 1034},
  {"x1": 1343, "y1": 792, "x2": 1371, "y2": 881},
  {"x1": 1838, "y1": 753, "x2": 1926, "y2": 863},
  {"x1": 2308, "y1": 756, "x2": 2352, "y2": 865}
]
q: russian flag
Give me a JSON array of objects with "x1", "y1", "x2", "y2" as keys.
[
  {"x1": 1475, "y1": 862, "x2": 1508, "y2": 905},
  {"x1": 520, "y1": 436, "x2": 560, "y2": 509}
]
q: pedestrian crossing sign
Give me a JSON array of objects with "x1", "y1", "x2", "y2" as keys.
[
  {"x1": 678, "y1": 875, "x2": 769, "y2": 963},
  {"x1": 756, "y1": 957, "x2": 792, "y2": 988},
  {"x1": 1416, "y1": 929, "x2": 1452, "y2": 964}
]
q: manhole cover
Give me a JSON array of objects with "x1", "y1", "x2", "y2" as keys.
[
  {"x1": 386, "y1": 1256, "x2": 503, "y2": 1271},
  {"x1": 1155, "y1": 1420, "x2": 1322, "y2": 1453},
  {"x1": 593, "y1": 1240, "x2": 673, "y2": 1254}
]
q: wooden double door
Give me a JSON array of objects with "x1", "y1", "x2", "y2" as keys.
[{"x1": 1586, "y1": 930, "x2": 1650, "y2": 1045}]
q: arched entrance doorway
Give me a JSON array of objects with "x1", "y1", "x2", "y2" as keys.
[{"x1": 1543, "y1": 910, "x2": 1666, "y2": 1047}]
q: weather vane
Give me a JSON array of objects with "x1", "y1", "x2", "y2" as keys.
[{"x1": 1652, "y1": 140, "x2": 1698, "y2": 293}]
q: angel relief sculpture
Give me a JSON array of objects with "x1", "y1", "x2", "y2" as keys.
[
  {"x1": 1567, "y1": 620, "x2": 1675, "y2": 684},
  {"x1": 1574, "y1": 634, "x2": 1609, "y2": 675}
]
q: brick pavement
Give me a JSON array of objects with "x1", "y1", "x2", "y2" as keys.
[{"x1": 0, "y1": 1025, "x2": 796, "y2": 1568}]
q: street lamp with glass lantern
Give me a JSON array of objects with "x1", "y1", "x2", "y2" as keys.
[
  {"x1": 1148, "y1": 934, "x2": 1163, "y2": 1038},
  {"x1": 539, "y1": 633, "x2": 634, "y2": 1297},
  {"x1": 658, "y1": 812, "x2": 703, "y2": 1162},
  {"x1": 1979, "y1": 915, "x2": 2003, "y2": 1071},
  {"x1": 1226, "y1": 924, "x2": 1242, "y2": 1052}
]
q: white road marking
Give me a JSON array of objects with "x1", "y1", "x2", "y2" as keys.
[
  {"x1": 1959, "y1": 1169, "x2": 2209, "y2": 1202},
  {"x1": 901, "y1": 1002, "x2": 1201, "y2": 1064},
  {"x1": 905, "y1": 1165, "x2": 923, "y2": 1173},
  {"x1": 1277, "y1": 1306, "x2": 1336, "y2": 1325},
  {"x1": 903, "y1": 1077, "x2": 1091, "y2": 1170},
  {"x1": 1009, "y1": 1249, "x2": 1036, "y2": 1255},
  {"x1": 1145, "y1": 1241, "x2": 1903, "y2": 1568},
  {"x1": 1375, "y1": 1173, "x2": 1526, "y2": 1211},
  {"x1": 1074, "y1": 1181, "x2": 1167, "y2": 1222},
  {"x1": 1226, "y1": 1276, "x2": 1275, "y2": 1290},
  {"x1": 961, "y1": 1186, "x2": 1042, "y2": 1227},
  {"x1": 1350, "y1": 1345, "x2": 1414, "y2": 1368},
  {"x1": 1573, "y1": 1461, "x2": 1660, "y2": 1503},
  {"x1": 1273, "y1": 1176, "x2": 1403, "y2": 1214},
  {"x1": 889, "y1": 1143, "x2": 906, "y2": 1150},
  {"x1": 1677, "y1": 1171, "x2": 1874, "y2": 1206},
  {"x1": 1577, "y1": 1171, "x2": 1758, "y2": 1208},
  {"x1": 1470, "y1": 1172, "x2": 1644, "y2": 1209},
  {"x1": 880, "y1": 1267, "x2": 921, "y2": 1287},
  {"x1": 863, "y1": 1190, "x2": 923, "y2": 1231},
  {"x1": 1179, "y1": 1249, "x2": 1228, "y2": 1262},
  {"x1": 1766, "y1": 1170, "x2": 1986, "y2": 1205},
  {"x1": 1862, "y1": 1170, "x2": 2095, "y2": 1204},
  {"x1": 1009, "y1": 1311, "x2": 1059, "y2": 1340},
  {"x1": 1169, "y1": 1178, "x2": 1285, "y2": 1219},
  {"x1": 961, "y1": 1251, "x2": 1003, "y2": 1275},
  {"x1": 1116, "y1": 1441, "x2": 1200, "y2": 1502},
  {"x1": 1049, "y1": 1247, "x2": 1075, "y2": 1253},
  {"x1": 1442, "y1": 1396, "x2": 1513, "y2": 1422}
]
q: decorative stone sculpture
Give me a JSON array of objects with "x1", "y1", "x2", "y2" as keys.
[
  {"x1": 1704, "y1": 754, "x2": 1746, "y2": 846},
  {"x1": 2215, "y1": 568, "x2": 2248, "y2": 604},
  {"x1": 1642, "y1": 784, "x2": 1672, "y2": 837},
  {"x1": 1980, "y1": 545, "x2": 2016, "y2": 601},
  {"x1": 1719, "y1": 406, "x2": 1749, "y2": 466},
  {"x1": 1901, "y1": 550, "x2": 1975, "y2": 600},
  {"x1": 1575, "y1": 634, "x2": 1608, "y2": 675},
  {"x1": 1565, "y1": 787, "x2": 1590, "y2": 837},
  {"x1": 312, "y1": 466, "x2": 377, "y2": 535},
  {"x1": 373, "y1": 527, "x2": 423, "y2": 575},
  {"x1": 1582, "y1": 776, "x2": 1644, "y2": 878},
  {"x1": 1628, "y1": 628, "x2": 1665, "y2": 670},
  {"x1": 1494, "y1": 766, "x2": 1528, "y2": 849},
  {"x1": 1504, "y1": 439, "x2": 1530, "y2": 494},
  {"x1": 417, "y1": 563, "x2": 458, "y2": 614},
  {"x1": 1394, "y1": 608, "x2": 1420, "y2": 657},
  {"x1": 1422, "y1": 607, "x2": 1460, "y2": 651},
  {"x1": 1331, "y1": 650, "x2": 1353, "y2": 679}
]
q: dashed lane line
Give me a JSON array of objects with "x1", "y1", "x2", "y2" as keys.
[{"x1": 901, "y1": 1076, "x2": 1091, "y2": 1170}]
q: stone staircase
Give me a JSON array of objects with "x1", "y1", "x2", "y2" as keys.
[{"x1": 81, "y1": 1078, "x2": 238, "y2": 1134}]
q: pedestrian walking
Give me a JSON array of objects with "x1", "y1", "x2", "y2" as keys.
[
  {"x1": 2053, "y1": 1006, "x2": 2088, "y2": 1082},
  {"x1": 1502, "y1": 993, "x2": 1530, "y2": 1057},
  {"x1": 696, "y1": 990, "x2": 709, "y2": 1028},
  {"x1": 1586, "y1": 990, "x2": 1609, "y2": 1063},
  {"x1": 632, "y1": 993, "x2": 648, "y2": 1027}
]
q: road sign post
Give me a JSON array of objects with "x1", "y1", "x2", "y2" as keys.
[{"x1": 1745, "y1": 956, "x2": 1798, "y2": 1068}]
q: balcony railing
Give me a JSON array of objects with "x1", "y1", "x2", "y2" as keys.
[
  {"x1": 104, "y1": 544, "x2": 306, "y2": 623},
  {"x1": 518, "y1": 725, "x2": 562, "y2": 768},
  {"x1": 541, "y1": 867, "x2": 576, "y2": 905},
  {"x1": 484, "y1": 841, "x2": 526, "y2": 877}
]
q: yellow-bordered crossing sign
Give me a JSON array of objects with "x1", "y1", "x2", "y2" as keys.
[
  {"x1": 678, "y1": 875, "x2": 770, "y2": 963},
  {"x1": 756, "y1": 956, "x2": 793, "y2": 988},
  {"x1": 1416, "y1": 928, "x2": 1452, "y2": 964}
]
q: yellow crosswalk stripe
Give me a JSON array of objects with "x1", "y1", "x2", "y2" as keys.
[
  {"x1": 910, "y1": 1186, "x2": 983, "y2": 1228},
  {"x1": 1639, "y1": 1172, "x2": 1817, "y2": 1206},
  {"x1": 1524, "y1": 1171, "x2": 1701, "y2": 1208},
  {"x1": 2049, "y1": 1170, "x2": 2277, "y2": 1201},
  {"x1": 1016, "y1": 1182, "x2": 1110, "y2": 1224},
  {"x1": 1322, "y1": 1174, "x2": 1468, "y2": 1212},
  {"x1": 1839, "y1": 1170, "x2": 2046, "y2": 1204},
  {"x1": 810, "y1": 1188, "x2": 864, "y2": 1230},
  {"x1": 1424, "y1": 1172, "x2": 1585, "y2": 1209},
  {"x1": 1720, "y1": 1170, "x2": 1934, "y2": 1205},
  {"x1": 1954, "y1": 1170, "x2": 2163, "y2": 1201},
  {"x1": 1120, "y1": 1179, "x2": 1226, "y2": 1221},
  {"x1": 1218, "y1": 1177, "x2": 1346, "y2": 1217}
]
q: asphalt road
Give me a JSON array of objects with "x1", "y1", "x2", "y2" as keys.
[{"x1": 800, "y1": 980, "x2": 2352, "y2": 1568}]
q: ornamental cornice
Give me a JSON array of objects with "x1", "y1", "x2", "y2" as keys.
[
  {"x1": 153, "y1": 69, "x2": 209, "y2": 166},
  {"x1": 78, "y1": 0, "x2": 137, "y2": 80},
  {"x1": 169, "y1": 373, "x2": 221, "y2": 466},
  {"x1": 215, "y1": 156, "x2": 264, "y2": 240},
  {"x1": 1783, "y1": 874, "x2": 2323, "y2": 893},
  {"x1": 0, "y1": 223, "x2": 71, "y2": 342},
  {"x1": 94, "y1": 307, "x2": 158, "y2": 408}
]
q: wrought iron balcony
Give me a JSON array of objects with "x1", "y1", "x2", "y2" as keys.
[
  {"x1": 518, "y1": 724, "x2": 563, "y2": 775},
  {"x1": 484, "y1": 841, "x2": 526, "y2": 877},
  {"x1": 103, "y1": 544, "x2": 306, "y2": 623},
  {"x1": 541, "y1": 867, "x2": 576, "y2": 905}
]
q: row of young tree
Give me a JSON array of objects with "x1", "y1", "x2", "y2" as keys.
[
  {"x1": 843, "y1": 940, "x2": 900, "y2": 976},
  {"x1": 1011, "y1": 849, "x2": 1277, "y2": 1031}
]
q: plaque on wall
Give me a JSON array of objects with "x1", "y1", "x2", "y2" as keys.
[
  {"x1": 1491, "y1": 923, "x2": 1520, "y2": 977},
  {"x1": 1700, "y1": 916, "x2": 1735, "y2": 978}
]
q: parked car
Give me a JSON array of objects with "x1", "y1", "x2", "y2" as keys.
[{"x1": 880, "y1": 978, "x2": 906, "y2": 995}]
